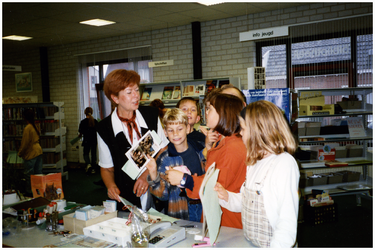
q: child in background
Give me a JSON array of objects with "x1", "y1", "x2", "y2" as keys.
[
  {"x1": 166, "y1": 93, "x2": 247, "y2": 229},
  {"x1": 146, "y1": 108, "x2": 205, "y2": 221},
  {"x1": 176, "y1": 97, "x2": 205, "y2": 150},
  {"x1": 215, "y1": 100, "x2": 300, "y2": 247}
]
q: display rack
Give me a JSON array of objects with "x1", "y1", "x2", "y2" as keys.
[
  {"x1": 295, "y1": 87, "x2": 372, "y2": 203},
  {"x1": 3, "y1": 102, "x2": 68, "y2": 179},
  {"x1": 139, "y1": 77, "x2": 240, "y2": 108}
]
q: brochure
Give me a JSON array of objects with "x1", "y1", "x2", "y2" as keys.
[
  {"x1": 122, "y1": 130, "x2": 162, "y2": 180},
  {"x1": 183, "y1": 85, "x2": 195, "y2": 97},
  {"x1": 173, "y1": 86, "x2": 181, "y2": 99},
  {"x1": 205, "y1": 80, "x2": 217, "y2": 94},
  {"x1": 141, "y1": 87, "x2": 152, "y2": 101},
  {"x1": 199, "y1": 162, "x2": 221, "y2": 245},
  {"x1": 347, "y1": 117, "x2": 366, "y2": 137},
  {"x1": 195, "y1": 84, "x2": 205, "y2": 95},
  {"x1": 162, "y1": 86, "x2": 174, "y2": 100}
]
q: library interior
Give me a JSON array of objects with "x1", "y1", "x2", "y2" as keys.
[{"x1": 2, "y1": 2, "x2": 373, "y2": 248}]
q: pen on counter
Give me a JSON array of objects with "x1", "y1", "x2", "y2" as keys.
[{"x1": 180, "y1": 224, "x2": 197, "y2": 228}]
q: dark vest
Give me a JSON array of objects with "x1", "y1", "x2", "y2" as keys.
[{"x1": 96, "y1": 105, "x2": 159, "y2": 207}]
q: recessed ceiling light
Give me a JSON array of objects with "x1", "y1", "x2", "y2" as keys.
[
  {"x1": 80, "y1": 19, "x2": 116, "y2": 27},
  {"x1": 3, "y1": 35, "x2": 33, "y2": 41},
  {"x1": 198, "y1": 1, "x2": 224, "y2": 6}
]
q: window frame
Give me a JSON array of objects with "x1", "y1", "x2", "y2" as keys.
[{"x1": 256, "y1": 28, "x2": 372, "y2": 89}]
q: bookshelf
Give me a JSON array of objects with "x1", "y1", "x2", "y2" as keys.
[
  {"x1": 295, "y1": 87, "x2": 372, "y2": 202},
  {"x1": 139, "y1": 77, "x2": 241, "y2": 125},
  {"x1": 3, "y1": 102, "x2": 68, "y2": 179}
]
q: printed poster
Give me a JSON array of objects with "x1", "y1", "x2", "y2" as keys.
[{"x1": 242, "y1": 88, "x2": 291, "y2": 122}]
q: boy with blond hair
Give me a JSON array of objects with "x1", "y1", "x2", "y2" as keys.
[{"x1": 146, "y1": 108, "x2": 204, "y2": 221}]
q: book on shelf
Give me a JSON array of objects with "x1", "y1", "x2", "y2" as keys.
[
  {"x1": 183, "y1": 85, "x2": 195, "y2": 97},
  {"x1": 162, "y1": 86, "x2": 174, "y2": 100},
  {"x1": 141, "y1": 87, "x2": 152, "y2": 101},
  {"x1": 347, "y1": 117, "x2": 366, "y2": 138},
  {"x1": 173, "y1": 86, "x2": 181, "y2": 99},
  {"x1": 300, "y1": 137, "x2": 326, "y2": 142},
  {"x1": 205, "y1": 80, "x2": 217, "y2": 94},
  {"x1": 122, "y1": 130, "x2": 162, "y2": 180},
  {"x1": 195, "y1": 84, "x2": 205, "y2": 95},
  {"x1": 218, "y1": 79, "x2": 229, "y2": 88},
  {"x1": 325, "y1": 160, "x2": 349, "y2": 167},
  {"x1": 30, "y1": 173, "x2": 64, "y2": 200}
]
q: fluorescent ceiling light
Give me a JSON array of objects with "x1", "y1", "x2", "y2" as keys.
[
  {"x1": 80, "y1": 19, "x2": 116, "y2": 26},
  {"x1": 198, "y1": 1, "x2": 224, "y2": 6},
  {"x1": 3, "y1": 35, "x2": 32, "y2": 41}
]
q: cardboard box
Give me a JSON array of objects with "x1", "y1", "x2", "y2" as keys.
[
  {"x1": 346, "y1": 145, "x2": 363, "y2": 157},
  {"x1": 305, "y1": 122, "x2": 321, "y2": 136},
  {"x1": 299, "y1": 104, "x2": 335, "y2": 116},
  {"x1": 30, "y1": 173, "x2": 64, "y2": 200},
  {"x1": 334, "y1": 146, "x2": 347, "y2": 158},
  {"x1": 63, "y1": 211, "x2": 118, "y2": 235},
  {"x1": 326, "y1": 172, "x2": 344, "y2": 184},
  {"x1": 310, "y1": 175, "x2": 328, "y2": 186},
  {"x1": 299, "y1": 177, "x2": 313, "y2": 188},
  {"x1": 337, "y1": 171, "x2": 361, "y2": 182},
  {"x1": 298, "y1": 122, "x2": 306, "y2": 136},
  {"x1": 311, "y1": 145, "x2": 336, "y2": 161},
  {"x1": 337, "y1": 101, "x2": 362, "y2": 110},
  {"x1": 299, "y1": 91, "x2": 325, "y2": 106}
]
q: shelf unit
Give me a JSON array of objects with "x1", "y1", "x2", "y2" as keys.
[
  {"x1": 139, "y1": 77, "x2": 241, "y2": 108},
  {"x1": 295, "y1": 87, "x2": 372, "y2": 203},
  {"x1": 3, "y1": 102, "x2": 68, "y2": 179}
]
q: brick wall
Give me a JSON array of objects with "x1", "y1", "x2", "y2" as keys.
[{"x1": 2, "y1": 2, "x2": 372, "y2": 163}]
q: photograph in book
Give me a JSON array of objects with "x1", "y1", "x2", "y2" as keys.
[{"x1": 123, "y1": 130, "x2": 162, "y2": 180}]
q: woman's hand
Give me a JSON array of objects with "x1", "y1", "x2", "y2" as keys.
[
  {"x1": 204, "y1": 129, "x2": 219, "y2": 150},
  {"x1": 107, "y1": 186, "x2": 121, "y2": 202},
  {"x1": 214, "y1": 182, "x2": 229, "y2": 202},
  {"x1": 145, "y1": 155, "x2": 157, "y2": 180},
  {"x1": 134, "y1": 170, "x2": 150, "y2": 197},
  {"x1": 165, "y1": 169, "x2": 184, "y2": 186}
]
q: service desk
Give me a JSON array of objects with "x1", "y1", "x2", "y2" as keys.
[{"x1": 3, "y1": 214, "x2": 255, "y2": 248}]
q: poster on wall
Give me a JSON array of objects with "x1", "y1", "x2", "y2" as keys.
[
  {"x1": 242, "y1": 88, "x2": 291, "y2": 122},
  {"x1": 15, "y1": 72, "x2": 32, "y2": 92}
]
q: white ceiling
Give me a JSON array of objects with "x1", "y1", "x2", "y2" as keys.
[{"x1": 3, "y1": 2, "x2": 305, "y2": 54}]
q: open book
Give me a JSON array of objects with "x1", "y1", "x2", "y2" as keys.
[
  {"x1": 199, "y1": 162, "x2": 222, "y2": 245},
  {"x1": 122, "y1": 130, "x2": 162, "y2": 180}
]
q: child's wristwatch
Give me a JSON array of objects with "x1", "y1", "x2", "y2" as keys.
[{"x1": 180, "y1": 174, "x2": 187, "y2": 186}]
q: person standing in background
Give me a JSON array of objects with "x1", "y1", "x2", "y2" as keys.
[
  {"x1": 79, "y1": 107, "x2": 99, "y2": 175},
  {"x1": 18, "y1": 109, "x2": 43, "y2": 194},
  {"x1": 149, "y1": 99, "x2": 168, "y2": 122}
]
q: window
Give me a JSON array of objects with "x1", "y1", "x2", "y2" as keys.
[
  {"x1": 77, "y1": 46, "x2": 153, "y2": 120},
  {"x1": 261, "y1": 44, "x2": 287, "y2": 88}
]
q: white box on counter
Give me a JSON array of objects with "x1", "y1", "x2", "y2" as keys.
[{"x1": 83, "y1": 217, "x2": 133, "y2": 247}]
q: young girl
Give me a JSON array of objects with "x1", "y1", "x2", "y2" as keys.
[
  {"x1": 214, "y1": 100, "x2": 300, "y2": 247},
  {"x1": 166, "y1": 93, "x2": 247, "y2": 229}
]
